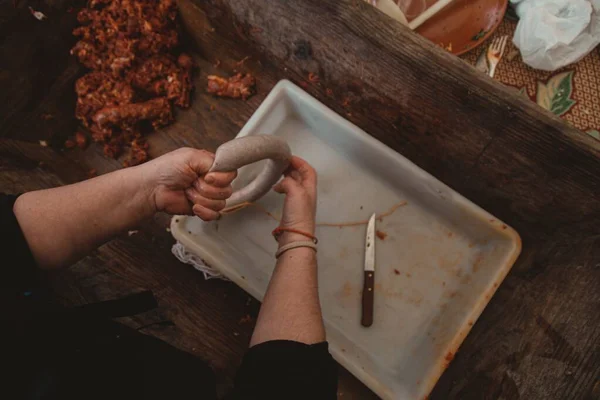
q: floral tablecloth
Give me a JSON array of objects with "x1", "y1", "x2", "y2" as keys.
[{"x1": 460, "y1": 19, "x2": 600, "y2": 141}]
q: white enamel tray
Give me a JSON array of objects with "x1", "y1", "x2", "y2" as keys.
[{"x1": 171, "y1": 80, "x2": 521, "y2": 399}]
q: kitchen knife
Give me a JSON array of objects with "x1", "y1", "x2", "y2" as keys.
[{"x1": 362, "y1": 213, "x2": 376, "y2": 327}]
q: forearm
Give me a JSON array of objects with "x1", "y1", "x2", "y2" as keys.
[
  {"x1": 250, "y1": 245, "x2": 326, "y2": 346},
  {"x1": 13, "y1": 165, "x2": 155, "y2": 269}
]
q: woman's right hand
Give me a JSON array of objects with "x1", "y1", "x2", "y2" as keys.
[
  {"x1": 143, "y1": 147, "x2": 236, "y2": 221},
  {"x1": 273, "y1": 156, "x2": 317, "y2": 245}
]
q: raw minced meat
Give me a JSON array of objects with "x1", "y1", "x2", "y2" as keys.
[
  {"x1": 207, "y1": 73, "x2": 256, "y2": 100},
  {"x1": 72, "y1": 0, "x2": 193, "y2": 165}
]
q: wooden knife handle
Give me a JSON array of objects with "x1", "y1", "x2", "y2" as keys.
[{"x1": 361, "y1": 271, "x2": 375, "y2": 327}]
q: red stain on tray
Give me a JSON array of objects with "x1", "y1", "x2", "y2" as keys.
[
  {"x1": 472, "y1": 253, "x2": 485, "y2": 273},
  {"x1": 443, "y1": 351, "x2": 456, "y2": 369},
  {"x1": 339, "y1": 247, "x2": 349, "y2": 260},
  {"x1": 394, "y1": 269, "x2": 401, "y2": 275},
  {"x1": 382, "y1": 289, "x2": 403, "y2": 300},
  {"x1": 408, "y1": 294, "x2": 423, "y2": 306},
  {"x1": 340, "y1": 282, "x2": 353, "y2": 298},
  {"x1": 438, "y1": 252, "x2": 464, "y2": 271},
  {"x1": 376, "y1": 230, "x2": 388, "y2": 240}
]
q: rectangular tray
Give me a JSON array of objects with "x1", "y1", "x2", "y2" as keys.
[{"x1": 171, "y1": 80, "x2": 521, "y2": 399}]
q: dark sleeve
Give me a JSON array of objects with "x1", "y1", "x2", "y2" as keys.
[
  {"x1": 0, "y1": 194, "x2": 38, "y2": 290},
  {"x1": 230, "y1": 340, "x2": 338, "y2": 400}
]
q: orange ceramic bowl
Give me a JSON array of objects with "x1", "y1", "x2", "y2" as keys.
[{"x1": 414, "y1": 0, "x2": 509, "y2": 55}]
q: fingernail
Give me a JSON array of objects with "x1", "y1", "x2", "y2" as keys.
[{"x1": 205, "y1": 175, "x2": 215, "y2": 184}]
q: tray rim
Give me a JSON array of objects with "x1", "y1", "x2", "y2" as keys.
[{"x1": 171, "y1": 79, "x2": 522, "y2": 399}]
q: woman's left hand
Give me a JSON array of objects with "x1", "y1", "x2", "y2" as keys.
[{"x1": 141, "y1": 148, "x2": 237, "y2": 220}]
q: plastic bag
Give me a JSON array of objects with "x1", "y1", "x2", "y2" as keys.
[{"x1": 512, "y1": 0, "x2": 600, "y2": 71}]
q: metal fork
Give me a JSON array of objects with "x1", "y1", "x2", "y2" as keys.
[{"x1": 486, "y1": 35, "x2": 509, "y2": 78}]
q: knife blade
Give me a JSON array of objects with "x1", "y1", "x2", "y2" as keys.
[{"x1": 361, "y1": 213, "x2": 376, "y2": 327}]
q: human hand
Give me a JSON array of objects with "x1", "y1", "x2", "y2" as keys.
[
  {"x1": 273, "y1": 156, "x2": 317, "y2": 244},
  {"x1": 142, "y1": 148, "x2": 237, "y2": 220}
]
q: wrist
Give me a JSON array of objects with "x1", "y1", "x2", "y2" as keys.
[{"x1": 125, "y1": 163, "x2": 159, "y2": 216}]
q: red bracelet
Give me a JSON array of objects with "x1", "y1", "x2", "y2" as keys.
[{"x1": 272, "y1": 227, "x2": 318, "y2": 244}]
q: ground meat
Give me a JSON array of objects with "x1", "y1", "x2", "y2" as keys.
[
  {"x1": 207, "y1": 73, "x2": 256, "y2": 100},
  {"x1": 103, "y1": 136, "x2": 125, "y2": 158},
  {"x1": 176, "y1": 54, "x2": 193, "y2": 108},
  {"x1": 72, "y1": 0, "x2": 193, "y2": 164},
  {"x1": 122, "y1": 138, "x2": 150, "y2": 167},
  {"x1": 93, "y1": 97, "x2": 173, "y2": 131},
  {"x1": 127, "y1": 53, "x2": 193, "y2": 107},
  {"x1": 72, "y1": 14, "x2": 137, "y2": 75},
  {"x1": 75, "y1": 132, "x2": 88, "y2": 148},
  {"x1": 72, "y1": 0, "x2": 179, "y2": 75},
  {"x1": 75, "y1": 72, "x2": 136, "y2": 128}
]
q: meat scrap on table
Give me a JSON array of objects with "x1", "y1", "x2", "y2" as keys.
[
  {"x1": 207, "y1": 73, "x2": 256, "y2": 100},
  {"x1": 71, "y1": 0, "x2": 193, "y2": 165}
]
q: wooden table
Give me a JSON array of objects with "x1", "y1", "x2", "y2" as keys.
[{"x1": 1, "y1": 0, "x2": 599, "y2": 398}]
